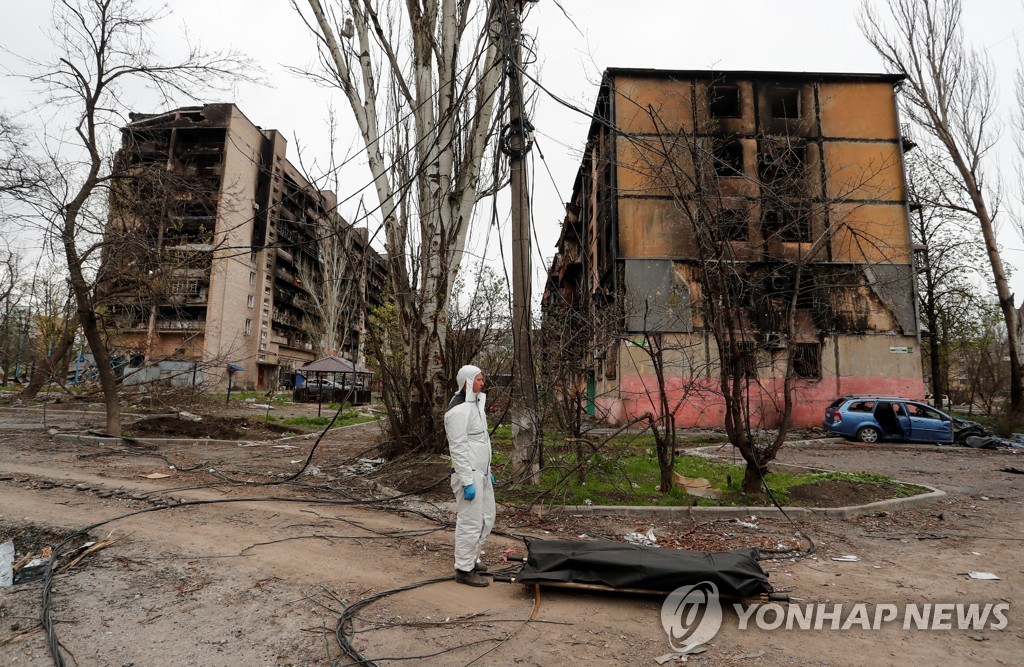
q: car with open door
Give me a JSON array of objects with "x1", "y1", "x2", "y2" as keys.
[{"x1": 822, "y1": 396, "x2": 957, "y2": 444}]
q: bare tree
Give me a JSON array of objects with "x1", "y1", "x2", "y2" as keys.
[
  {"x1": 859, "y1": 0, "x2": 1021, "y2": 415},
  {"x1": 294, "y1": 0, "x2": 506, "y2": 453},
  {"x1": 9, "y1": 0, "x2": 252, "y2": 435},
  {"x1": 905, "y1": 147, "x2": 990, "y2": 409}
]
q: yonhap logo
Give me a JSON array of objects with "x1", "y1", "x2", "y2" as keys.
[{"x1": 660, "y1": 581, "x2": 722, "y2": 655}]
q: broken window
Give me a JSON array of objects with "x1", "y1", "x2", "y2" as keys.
[
  {"x1": 712, "y1": 139, "x2": 744, "y2": 178},
  {"x1": 716, "y1": 207, "x2": 749, "y2": 242},
  {"x1": 724, "y1": 272, "x2": 753, "y2": 309},
  {"x1": 796, "y1": 273, "x2": 816, "y2": 309},
  {"x1": 793, "y1": 342, "x2": 822, "y2": 378},
  {"x1": 763, "y1": 206, "x2": 811, "y2": 243},
  {"x1": 758, "y1": 141, "x2": 805, "y2": 181},
  {"x1": 710, "y1": 85, "x2": 740, "y2": 118},
  {"x1": 769, "y1": 88, "x2": 801, "y2": 119}
]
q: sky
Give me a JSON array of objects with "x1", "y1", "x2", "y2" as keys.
[{"x1": 2, "y1": 0, "x2": 1024, "y2": 303}]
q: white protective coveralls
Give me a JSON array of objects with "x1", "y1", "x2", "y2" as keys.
[{"x1": 444, "y1": 365, "x2": 495, "y2": 572}]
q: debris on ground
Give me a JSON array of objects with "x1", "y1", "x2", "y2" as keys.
[
  {"x1": 967, "y1": 571, "x2": 1000, "y2": 580},
  {"x1": 340, "y1": 458, "x2": 386, "y2": 476},
  {"x1": 1, "y1": 540, "x2": 13, "y2": 587},
  {"x1": 830, "y1": 555, "x2": 860, "y2": 562},
  {"x1": 624, "y1": 527, "x2": 658, "y2": 546},
  {"x1": 672, "y1": 473, "x2": 722, "y2": 500},
  {"x1": 964, "y1": 436, "x2": 1024, "y2": 450}
]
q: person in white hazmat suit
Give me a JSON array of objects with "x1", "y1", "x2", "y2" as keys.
[{"x1": 444, "y1": 365, "x2": 496, "y2": 587}]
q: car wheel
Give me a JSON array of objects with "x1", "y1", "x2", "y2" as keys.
[{"x1": 857, "y1": 426, "x2": 881, "y2": 443}]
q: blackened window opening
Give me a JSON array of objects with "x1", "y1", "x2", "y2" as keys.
[
  {"x1": 710, "y1": 86, "x2": 740, "y2": 118},
  {"x1": 717, "y1": 207, "x2": 749, "y2": 242},
  {"x1": 713, "y1": 139, "x2": 744, "y2": 178},
  {"x1": 793, "y1": 342, "x2": 822, "y2": 378},
  {"x1": 763, "y1": 207, "x2": 811, "y2": 243},
  {"x1": 770, "y1": 88, "x2": 801, "y2": 119},
  {"x1": 758, "y1": 142, "x2": 805, "y2": 181}
]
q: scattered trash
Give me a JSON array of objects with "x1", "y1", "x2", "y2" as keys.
[
  {"x1": 969, "y1": 635, "x2": 989, "y2": 642},
  {"x1": 339, "y1": 458, "x2": 385, "y2": 476},
  {"x1": 831, "y1": 555, "x2": 860, "y2": 562},
  {"x1": 732, "y1": 519, "x2": 759, "y2": 530},
  {"x1": 655, "y1": 645, "x2": 707, "y2": 664},
  {"x1": 735, "y1": 650, "x2": 765, "y2": 659},
  {"x1": 305, "y1": 465, "x2": 322, "y2": 477},
  {"x1": 1, "y1": 540, "x2": 13, "y2": 588},
  {"x1": 624, "y1": 528, "x2": 659, "y2": 547},
  {"x1": 583, "y1": 498, "x2": 593, "y2": 506},
  {"x1": 177, "y1": 411, "x2": 202, "y2": 422},
  {"x1": 141, "y1": 472, "x2": 171, "y2": 479},
  {"x1": 12, "y1": 547, "x2": 52, "y2": 584},
  {"x1": 672, "y1": 473, "x2": 722, "y2": 500},
  {"x1": 999, "y1": 467, "x2": 1024, "y2": 475},
  {"x1": 246, "y1": 403, "x2": 273, "y2": 410},
  {"x1": 967, "y1": 571, "x2": 1000, "y2": 580}
]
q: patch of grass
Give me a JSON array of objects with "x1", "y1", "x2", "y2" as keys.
[
  {"x1": 495, "y1": 445, "x2": 925, "y2": 507},
  {"x1": 216, "y1": 390, "x2": 290, "y2": 404},
  {"x1": 265, "y1": 412, "x2": 376, "y2": 430}
]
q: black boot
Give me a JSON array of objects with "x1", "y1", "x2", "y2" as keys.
[
  {"x1": 455, "y1": 568, "x2": 490, "y2": 587},
  {"x1": 472, "y1": 560, "x2": 489, "y2": 574}
]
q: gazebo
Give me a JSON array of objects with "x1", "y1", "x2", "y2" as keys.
[{"x1": 294, "y1": 356, "x2": 374, "y2": 407}]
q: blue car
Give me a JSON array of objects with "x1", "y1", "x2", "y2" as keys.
[{"x1": 822, "y1": 396, "x2": 958, "y2": 444}]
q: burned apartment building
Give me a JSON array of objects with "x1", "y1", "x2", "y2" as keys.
[
  {"x1": 543, "y1": 69, "x2": 924, "y2": 428},
  {"x1": 104, "y1": 104, "x2": 386, "y2": 390}
]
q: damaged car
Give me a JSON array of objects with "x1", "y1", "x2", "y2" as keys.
[{"x1": 822, "y1": 396, "x2": 986, "y2": 444}]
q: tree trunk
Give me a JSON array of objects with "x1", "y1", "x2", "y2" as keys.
[{"x1": 20, "y1": 317, "x2": 79, "y2": 400}]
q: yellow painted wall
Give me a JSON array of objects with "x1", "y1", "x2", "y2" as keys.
[
  {"x1": 612, "y1": 77, "x2": 695, "y2": 134},
  {"x1": 818, "y1": 83, "x2": 900, "y2": 139},
  {"x1": 823, "y1": 142, "x2": 905, "y2": 201},
  {"x1": 830, "y1": 203, "x2": 912, "y2": 263}
]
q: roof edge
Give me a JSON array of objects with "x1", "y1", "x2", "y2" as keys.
[{"x1": 604, "y1": 67, "x2": 905, "y2": 84}]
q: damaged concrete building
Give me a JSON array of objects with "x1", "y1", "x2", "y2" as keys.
[
  {"x1": 543, "y1": 69, "x2": 925, "y2": 428},
  {"x1": 104, "y1": 104, "x2": 386, "y2": 390}
]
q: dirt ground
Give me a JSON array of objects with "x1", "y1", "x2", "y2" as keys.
[{"x1": 1, "y1": 405, "x2": 1021, "y2": 667}]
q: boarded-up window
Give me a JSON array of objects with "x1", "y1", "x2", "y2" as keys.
[{"x1": 624, "y1": 260, "x2": 693, "y2": 333}]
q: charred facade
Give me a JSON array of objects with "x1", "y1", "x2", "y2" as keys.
[
  {"x1": 543, "y1": 69, "x2": 924, "y2": 428},
  {"x1": 105, "y1": 104, "x2": 386, "y2": 390}
]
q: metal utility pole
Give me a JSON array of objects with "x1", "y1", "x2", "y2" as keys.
[{"x1": 501, "y1": 0, "x2": 540, "y2": 485}]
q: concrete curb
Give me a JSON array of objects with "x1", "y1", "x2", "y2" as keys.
[
  {"x1": 541, "y1": 436, "x2": 947, "y2": 519},
  {"x1": 538, "y1": 483, "x2": 946, "y2": 520},
  {"x1": 0, "y1": 407, "x2": 162, "y2": 419},
  {"x1": 50, "y1": 418, "x2": 380, "y2": 447}
]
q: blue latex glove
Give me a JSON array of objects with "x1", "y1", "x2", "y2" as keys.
[
  {"x1": 463, "y1": 483, "x2": 476, "y2": 501},
  {"x1": 490, "y1": 472, "x2": 496, "y2": 486}
]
